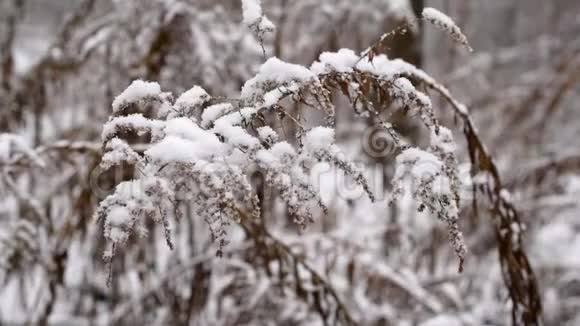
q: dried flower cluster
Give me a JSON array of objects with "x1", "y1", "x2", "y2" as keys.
[{"x1": 97, "y1": 40, "x2": 471, "y2": 282}]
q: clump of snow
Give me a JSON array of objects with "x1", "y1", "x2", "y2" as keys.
[
  {"x1": 241, "y1": 0, "x2": 275, "y2": 33},
  {"x1": 201, "y1": 103, "x2": 234, "y2": 128},
  {"x1": 145, "y1": 118, "x2": 225, "y2": 163},
  {"x1": 241, "y1": 57, "x2": 317, "y2": 101},
  {"x1": 415, "y1": 91, "x2": 432, "y2": 108},
  {"x1": 215, "y1": 107, "x2": 258, "y2": 126},
  {"x1": 164, "y1": 117, "x2": 205, "y2": 140},
  {"x1": 146, "y1": 136, "x2": 203, "y2": 163},
  {"x1": 112, "y1": 80, "x2": 161, "y2": 113},
  {"x1": 101, "y1": 113, "x2": 164, "y2": 142},
  {"x1": 393, "y1": 77, "x2": 415, "y2": 94},
  {"x1": 356, "y1": 55, "x2": 433, "y2": 83},
  {"x1": 256, "y1": 141, "x2": 296, "y2": 169},
  {"x1": 391, "y1": 77, "x2": 433, "y2": 113},
  {"x1": 430, "y1": 127, "x2": 456, "y2": 154},
  {"x1": 392, "y1": 77, "x2": 418, "y2": 106},
  {"x1": 101, "y1": 137, "x2": 142, "y2": 170},
  {"x1": 389, "y1": 76, "x2": 437, "y2": 129},
  {"x1": 262, "y1": 85, "x2": 298, "y2": 107},
  {"x1": 310, "y1": 49, "x2": 360, "y2": 75},
  {"x1": 422, "y1": 8, "x2": 456, "y2": 29},
  {"x1": 212, "y1": 119, "x2": 259, "y2": 149},
  {"x1": 395, "y1": 147, "x2": 443, "y2": 179},
  {"x1": 422, "y1": 7, "x2": 472, "y2": 52},
  {"x1": 304, "y1": 127, "x2": 335, "y2": 153},
  {"x1": 241, "y1": 0, "x2": 263, "y2": 26},
  {"x1": 256, "y1": 57, "x2": 315, "y2": 83},
  {"x1": 257, "y1": 126, "x2": 278, "y2": 143},
  {"x1": 257, "y1": 16, "x2": 275, "y2": 32},
  {"x1": 270, "y1": 141, "x2": 296, "y2": 159},
  {"x1": 255, "y1": 149, "x2": 277, "y2": 166},
  {"x1": 174, "y1": 86, "x2": 210, "y2": 110},
  {"x1": 107, "y1": 206, "x2": 131, "y2": 229}
]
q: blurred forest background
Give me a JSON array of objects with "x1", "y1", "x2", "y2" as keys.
[{"x1": 1, "y1": 0, "x2": 579, "y2": 325}]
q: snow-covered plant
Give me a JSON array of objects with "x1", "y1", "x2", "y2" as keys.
[
  {"x1": 422, "y1": 7, "x2": 473, "y2": 52},
  {"x1": 95, "y1": 5, "x2": 476, "y2": 303},
  {"x1": 96, "y1": 77, "x2": 376, "y2": 269},
  {"x1": 390, "y1": 128, "x2": 466, "y2": 271},
  {"x1": 241, "y1": 0, "x2": 275, "y2": 36},
  {"x1": 241, "y1": 0, "x2": 275, "y2": 59},
  {"x1": 4, "y1": 0, "x2": 567, "y2": 324}
]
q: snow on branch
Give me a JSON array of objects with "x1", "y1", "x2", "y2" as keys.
[
  {"x1": 241, "y1": 0, "x2": 275, "y2": 33},
  {"x1": 361, "y1": 7, "x2": 472, "y2": 63},
  {"x1": 111, "y1": 80, "x2": 162, "y2": 113},
  {"x1": 422, "y1": 7, "x2": 473, "y2": 52},
  {"x1": 241, "y1": 57, "x2": 317, "y2": 103},
  {"x1": 171, "y1": 85, "x2": 210, "y2": 119},
  {"x1": 241, "y1": 0, "x2": 275, "y2": 58}
]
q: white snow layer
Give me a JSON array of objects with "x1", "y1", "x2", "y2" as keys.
[
  {"x1": 310, "y1": 48, "x2": 360, "y2": 75},
  {"x1": 112, "y1": 80, "x2": 161, "y2": 112},
  {"x1": 174, "y1": 86, "x2": 210, "y2": 109},
  {"x1": 304, "y1": 127, "x2": 335, "y2": 153},
  {"x1": 241, "y1": 0, "x2": 263, "y2": 25},
  {"x1": 422, "y1": 7, "x2": 472, "y2": 51},
  {"x1": 241, "y1": 57, "x2": 316, "y2": 100}
]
